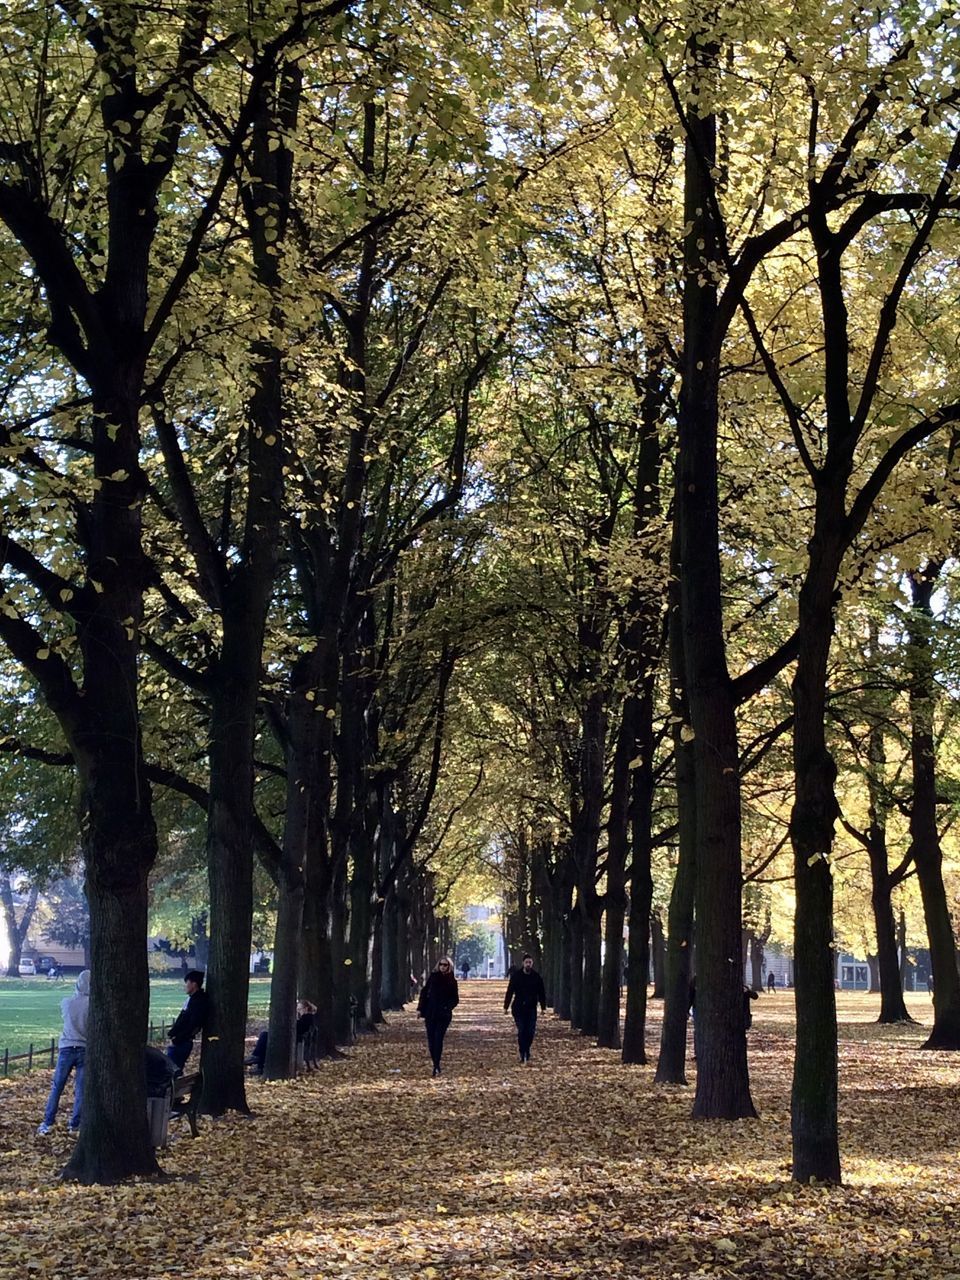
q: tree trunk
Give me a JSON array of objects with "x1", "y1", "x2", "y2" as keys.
[
  {"x1": 790, "y1": 552, "x2": 842, "y2": 1182},
  {"x1": 331, "y1": 857, "x2": 353, "y2": 1044},
  {"x1": 650, "y1": 913, "x2": 666, "y2": 1000},
  {"x1": 380, "y1": 885, "x2": 405, "y2": 1010},
  {"x1": 908, "y1": 568, "x2": 960, "y2": 1049},
  {"x1": 750, "y1": 935, "x2": 764, "y2": 992},
  {"x1": 0, "y1": 876, "x2": 38, "y2": 976},
  {"x1": 598, "y1": 890, "x2": 626, "y2": 1050},
  {"x1": 621, "y1": 767, "x2": 654, "y2": 1064},
  {"x1": 579, "y1": 892, "x2": 603, "y2": 1037},
  {"x1": 859, "y1": 663, "x2": 912, "y2": 1024},
  {"x1": 199, "y1": 64, "x2": 291, "y2": 1115},
  {"x1": 66, "y1": 774, "x2": 160, "y2": 1182},
  {"x1": 301, "y1": 865, "x2": 339, "y2": 1058},
  {"x1": 264, "y1": 866, "x2": 303, "y2": 1079},
  {"x1": 63, "y1": 384, "x2": 161, "y2": 1182},
  {"x1": 571, "y1": 674, "x2": 605, "y2": 1036},
  {"x1": 346, "y1": 660, "x2": 379, "y2": 1030},
  {"x1": 202, "y1": 647, "x2": 257, "y2": 1114},
  {"x1": 554, "y1": 868, "x2": 574, "y2": 1021},
  {"x1": 568, "y1": 899, "x2": 584, "y2": 1029},
  {"x1": 897, "y1": 910, "x2": 910, "y2": 991},
  {"x1": 871, "y1": 866, "x2": 911, "y2": 1024},
  {"x1": 620, "y1": 675, "x2": 656, "y2": 1064},
  {"x1": 655, "y1": 503, "x2": 697, "y2": 1085},
  {"x1": 394, "y1": 864, "x2": 412, "y2": 1006},
  {"x1": 369, "y1": 900, "x2": 386, "y2": 1025},
  {"x1": 598, "y1": 680, "x2": 639, "y2": 1050},
  {"x1": 349, "y1": 859, "x2": 376, "y2": 1030},
  {"x1": 676, "y1": 31, "x2": 754, "y2": 1122}
]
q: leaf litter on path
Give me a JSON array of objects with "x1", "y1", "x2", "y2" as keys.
[{"x1": 0, "y1": 986, "x2": 958, "y2": 1279}]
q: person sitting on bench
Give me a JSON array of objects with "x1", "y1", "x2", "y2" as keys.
[
  {"x1": 247, "y1": 1000, "x2": 317, "y2": 1073},
  {"x1": 145, "y1": 1044, "x2": 179, "y2": 1098}
]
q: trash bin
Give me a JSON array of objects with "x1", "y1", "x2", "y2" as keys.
[{"x1": 147, "y1": 1086, "x2": 172, "y2": 1148}]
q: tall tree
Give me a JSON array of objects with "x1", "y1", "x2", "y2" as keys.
[{"x1": 0, "y1": 0, "x2": 227, "y2": 1182}]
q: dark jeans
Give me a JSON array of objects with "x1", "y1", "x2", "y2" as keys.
[
  {"x1": 513, "y1": 1007, "x2": 538, "y2": 1060},
  {"x1": 166, "y1": 1039, "x2": 193, "y2": 1072},
  {"x1": 425, "y1": 1014, "x2": 451, "y2": 1068},
  {"x1": 43, "y1": 1045, "x2": 85, "y2": 1128},
  {"x1": 250, "y1": 1030, "x2": 269, "y2": 1071}
]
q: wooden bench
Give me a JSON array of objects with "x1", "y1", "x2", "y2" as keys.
[{"x1": 170, "y1": 1070, "x2": 202, "y2": 1137}]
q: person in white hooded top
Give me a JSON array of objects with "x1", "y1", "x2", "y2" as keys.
[{"x1": 37, "y1": 969, "x2": 89, "y2": 1136}]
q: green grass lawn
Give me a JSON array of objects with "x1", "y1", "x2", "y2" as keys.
[{"x1": 0, "y1": 975, "x2": 272, "y2": 1066}]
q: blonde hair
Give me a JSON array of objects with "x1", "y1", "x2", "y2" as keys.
[{"x1": 436, "y1": 956, "x2": 454, "y2": 971}]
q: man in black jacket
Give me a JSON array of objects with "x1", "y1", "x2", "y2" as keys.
[
  {"x1": 166, "y1": 970, "x2": 209, "y2": 1072},
  {"x1": 504, "y1": 954, "x2": 547, "y2": 1064}
]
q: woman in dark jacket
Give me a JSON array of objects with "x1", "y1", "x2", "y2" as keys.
[{"x1": 417, "y1": 957, "x2": 459, "y2": 1076}]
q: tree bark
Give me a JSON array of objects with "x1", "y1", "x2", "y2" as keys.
[
  {"x1": 619, "y1": 672, "x2": 656, "y2": 1062},
  {"x1": 202, "y1": 67, "x2": 292, "y2": 1113},
  {"x1": 656, "y1": 554, "x2": 696, "y2": 1085},
  {"x1": 907, "y1": 568, "x2": 960, "y2": 1049},
  {"x1": 676, "y1": 29, "x2": 755, "y2": 1122},
  {"x1": 650, "y1": 913, "x2": 666, "y2": 1000}
]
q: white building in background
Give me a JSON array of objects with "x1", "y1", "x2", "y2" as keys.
[
  {"x1": 461, "y1": 904, "x2": 507, "y2": 976},
  {"x1": 836, "y1": 952, "x2": 870, "y2": 990}
]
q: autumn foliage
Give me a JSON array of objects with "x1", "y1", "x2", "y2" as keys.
[{"x1": 0, "y1": 984, "x2": 957, "y2": 1279}]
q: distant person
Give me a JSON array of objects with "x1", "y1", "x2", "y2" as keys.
[
  {"x1": 927, "y1": 975, "x2": 934, "y2": 994},
  {"x1": 767, "y1": 971, "x2": 776, "y2": 994},
  {"x1": 247, "y1": 1000, "x2": 317, "y2": 1074},
  {"x1": 37, "y1": 969, "x2": 90, "y2": 1136},
  {"x1": 46, "y1": 963, "x2": 63, "y2": 981},
  {"x1": 166, "y1": 969, "x2": 209, "y2": 1072},
  {"x1": 459, "y1": 957, "x2": 471, "y2": 980},
  {"x1": 417, "y1": 956, "x2": 459, "y2": 1077},
  {"x1": 503, "y1": 954, "x2": 547, "y2": 1064}
]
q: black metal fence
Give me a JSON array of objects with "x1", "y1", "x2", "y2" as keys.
[{"x1": 1, "y1": 1021, "x2": 176, "y2": 1078}]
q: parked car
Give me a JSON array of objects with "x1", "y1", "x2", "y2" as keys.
[
  {"x1": 37, "y1": 955, "x2": 58, "y2": 973},
  {"x1": 17, "y1": 958, "x2": 36, "y2": 976}
]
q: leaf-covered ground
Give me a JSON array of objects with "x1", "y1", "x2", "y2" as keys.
[{"x1": 1, "y1": 985, "x2": 959, "y2": 1280}]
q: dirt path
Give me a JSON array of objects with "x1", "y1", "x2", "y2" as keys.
[{"x1": 1, "y1": 983, "x2": 959, "y2": 1279}]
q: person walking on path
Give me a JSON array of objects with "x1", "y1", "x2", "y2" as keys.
[
  {"x1": 166, "y1": 969, "x2": 209, "y2": 1072},
  {"x1": 767, "y1": 971, "x2": 776, "y2": 994},
  {"x1": 504, "y1": 954, "x2": 547, "y2": 1063},
  {"x1": 417, "y1": 956, "x2": 459, "y2": 1077},
  {"x1": 37, "y1": 969, "x2": 90, "y2": 1135}
]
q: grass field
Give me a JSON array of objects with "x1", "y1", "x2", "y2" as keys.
[{"x1": 0, "y1": 976, "x2": 272, "y2": 1061}]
